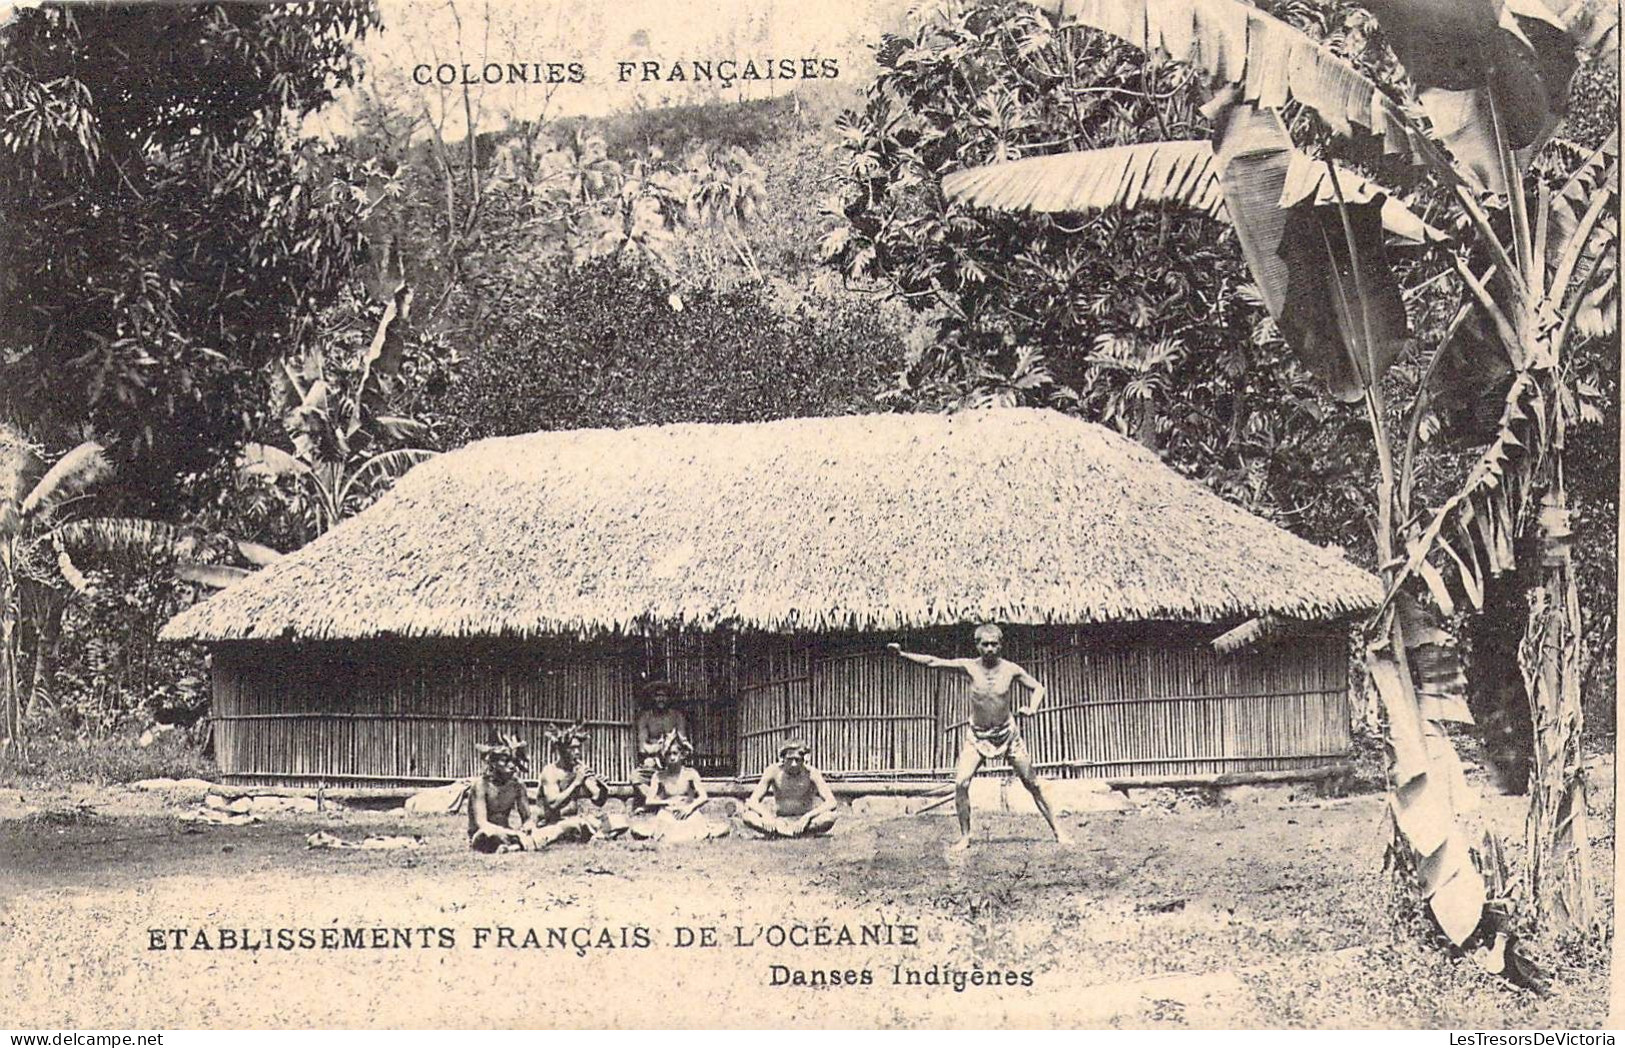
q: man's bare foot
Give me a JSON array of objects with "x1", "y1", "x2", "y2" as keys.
[{"x1": 947, "y1": 835, "x2": 972, "y2": 853}]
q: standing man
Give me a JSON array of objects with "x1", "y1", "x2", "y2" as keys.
[{"x1": 889, "y1": 624, "x2": 1069, "y2": 851}]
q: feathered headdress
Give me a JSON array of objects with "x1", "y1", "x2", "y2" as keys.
[
  {"x1": 658, "y1": 730, "x2": 693, "y2": 761},
  {"x1": 543, "y1": 720, "x2": 590, "y2": 754},
  {"x1": 474, "y1": 732, "x2": 530, "y2": 772}
]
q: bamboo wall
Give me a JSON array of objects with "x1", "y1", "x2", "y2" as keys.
[
  {"x1": 211, "y1": 633, "x2": 737, "y2": 785},
  {"x1": 734, "y1": 624, "x2": 1352, "y2": 780},
  {"x1": 211, "y1": 623, "x2": 1351, "y2": 786}
]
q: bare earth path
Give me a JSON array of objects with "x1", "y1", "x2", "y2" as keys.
[{"x1": 0, "y1": 776, "x2": 1612, "y2": 1029}]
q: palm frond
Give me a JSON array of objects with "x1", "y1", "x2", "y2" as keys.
[
  {"x1": 19, "y1": 442, "x2": 113, "y2": 519},
  {"x1": 943, "y1": 140, "x2": 1224, "y2": 216},
  {"x1": 53, "y1": 517, "x2": 194, "y2": 560}
]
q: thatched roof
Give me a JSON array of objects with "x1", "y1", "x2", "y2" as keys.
[{"x1": 161, "y1": 408, "x2": 1381, "y2": 643}]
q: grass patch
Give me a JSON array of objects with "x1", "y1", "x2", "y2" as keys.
[{"x1": 1, "y1": 716, "x2": 215, "y2": 787}]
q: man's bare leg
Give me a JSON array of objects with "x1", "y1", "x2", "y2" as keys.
[
  {"x1": 802, "y1": 811, "x2": 837, "y2": 837},
  {"x1": 1011, "y1": 752, "x2": 1070, "y2": 844},
  {"x1": 740, "y1": 808, "x2": 776, "y2": 838},
  {"x1": 950, "y1": 744, "x2": 984, "y2": 851}
]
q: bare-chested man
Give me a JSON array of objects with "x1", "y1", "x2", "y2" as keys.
[
  {"x1": 537, "y1": 726, "x2": 622, "y2": 843},
  {"x1": 634, "y1": 682, "x2": 690, "y2": 783},
  {"x1": 741, "y1": 739, "x2": 838, "y2": 838},
  {"x1": 630, "y1": 732, "x2": 730, "y2": 841},
  {"x1": 890, "y1": 624, "x2": 1068, "y2": 851},
  {"x1": 467, "y1": 735, "x2": 538, "y2": 853}
]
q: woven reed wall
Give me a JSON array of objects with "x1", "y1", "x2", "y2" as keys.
[
  {"x1": 212, "y1": 623, "x2": 1350, "y2": 786},
  {"x1": 735, "y1": 624, "x2": 1352, "y2": 780},
  {"x1": 212, "y1": 633, "x2": 736, "y2": 786}
]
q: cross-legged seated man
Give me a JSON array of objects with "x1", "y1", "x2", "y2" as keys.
[
  {"x1": 630, "y1": 732, "x2": 730, "y2": 841},
  {"x1": 537, "y1": 724, "x2": 622, "y2": 844},
  {"x1": 467, "y1": 735, "x2": 538, "y2": 853},
  {"x1": 741, "y1": 738, "x2": 838, "y2": 839}
]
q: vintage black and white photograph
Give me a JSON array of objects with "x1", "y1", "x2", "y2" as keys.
[{"x1": 0, "y1": 0, "x2": 1619, "y2": 1030}]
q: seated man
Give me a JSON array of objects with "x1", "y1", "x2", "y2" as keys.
[
  {"x1": 630, "y1": 731, "x2": 729, "y2": 841},
  {"x1": 634, "y1": 683, "x2": 690, "y2": 784},
  {"x1": 467, "y1": 735, "x2": 538, "y2": 853},
  {"x1": 741, "y1": 738, "x2": 838, "y2": 839},
  {"x1": 537, "y1": 724, "x2": 622, "y2": 843}
]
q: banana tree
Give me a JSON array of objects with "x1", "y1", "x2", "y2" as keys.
[
  {"x1": 943, "y1": 0, "x2": 1617, "y2": 958},
  {"x1": 241, "y1": 280, "x2": 437, "y2": 541},
  {"x1": 0, "y1": 431, "x2": 221, "y2": 759}
]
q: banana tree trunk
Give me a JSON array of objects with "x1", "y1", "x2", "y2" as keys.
[
  {"x1": 0, "y1": 613, "x2": 20, "y2": 762},
  {"x1": 1520, "y1": 484, "x2": 1595, "y2": 936},
  {"x1": 1467, "y1": 572, "x2": 1533, "y2": 794},
  {"x1": 23, "y1": 599, "x2": 63, "y2": 718}
]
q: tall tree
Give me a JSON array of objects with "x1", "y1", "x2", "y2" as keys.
[
  {"x1": 944, "y1": 0, "x2": 1617, "y2": 962},
  {"x1": 0, "y1": 3, "x2": 381, "y2": 510}
]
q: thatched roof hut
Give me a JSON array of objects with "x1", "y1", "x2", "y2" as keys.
[
  {"x1": 164, "y1": 408, "x2": 1378, "y2": 642},
  {"x1": 163, "y1": 408, "x2": 1380, "y2": 787}
]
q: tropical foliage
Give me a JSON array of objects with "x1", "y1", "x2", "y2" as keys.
[
  {"x1": 432, "y1": 257, "x2": 903, "y2": 444},
  {"x1": 0, "y1": 432, "x2": 204, "y2": 757},
  {"x1": 823, "y1": 1, "x2": 1378, "y2": 546},
  {"x1": 233, "y1": 279, "x2": 448, "y2": 547},
  {"x1": 0, "y1": 4, "x2": 382, "y2": 511}
]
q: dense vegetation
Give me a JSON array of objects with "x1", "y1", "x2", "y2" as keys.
[{"x1": 0, "y1": 0, "x2": 1615, "y2": 865}]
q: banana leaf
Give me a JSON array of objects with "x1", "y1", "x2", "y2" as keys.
[
  {"x1": 1035, "y1": 0, "x2": 1434, "y2": 161},
  {"x1": 944, "y1": 105, "x2": 1430, "y2": 400},
  {"x1": 1357, "y1": 0, "x2": 1616, "y2": 193},
  {"x1": 1212, "y1": 102, "x2": 1412, "y2": 400}
]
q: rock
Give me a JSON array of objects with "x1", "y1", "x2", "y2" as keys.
[
  {"x1": 226, "y1": 797, "x2": 255, "y2": 815},
  {"x1": 204, "y1": 793, "x2": 230, "y2": 811},
  {"x1": 181, "y1": 806, "x2": 259, "y2": 826},
  {"x1": 1225, "y1": 782, "x2": 1320, "y2": 806},
  {"x1": 850, "y1": 795, "x2": 915, "y2": 818},
  {"x1": 248, "y1": 795, "x2": 322, "y2": 814},
  {"x1": 131, "y1": 778, "x2": 216, "y2": 799},
  {"x1": 968, "y1": 777, "x2": 1128, "y2": 814},
  {"x1": 404, "y1": 780, "x2": 471, "y2": 814}
]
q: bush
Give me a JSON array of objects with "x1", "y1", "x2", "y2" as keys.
[
  {"x1": 2, "y1": 711, "x2": 214, "y2": 787},
  {"x1": 437, "y1": 256, "x2": 904, "y2": 442}
]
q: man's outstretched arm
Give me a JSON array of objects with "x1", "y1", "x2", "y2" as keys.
[{"x1": 887, "y1": 643, "x2": 966, "y2": 670}]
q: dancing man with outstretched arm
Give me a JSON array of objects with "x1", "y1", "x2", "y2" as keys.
[{"x1": 890, "y1": 624, "x2": 1068, "y2": 851}]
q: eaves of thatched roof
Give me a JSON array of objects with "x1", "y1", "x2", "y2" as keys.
[{"x1": 161, "y1": 408, "x2": 1382, "y2": 643}]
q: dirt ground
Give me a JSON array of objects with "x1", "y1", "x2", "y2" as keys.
[{"x1": 0, "y1": 766, "x2": 1614, "y2": 1030}]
